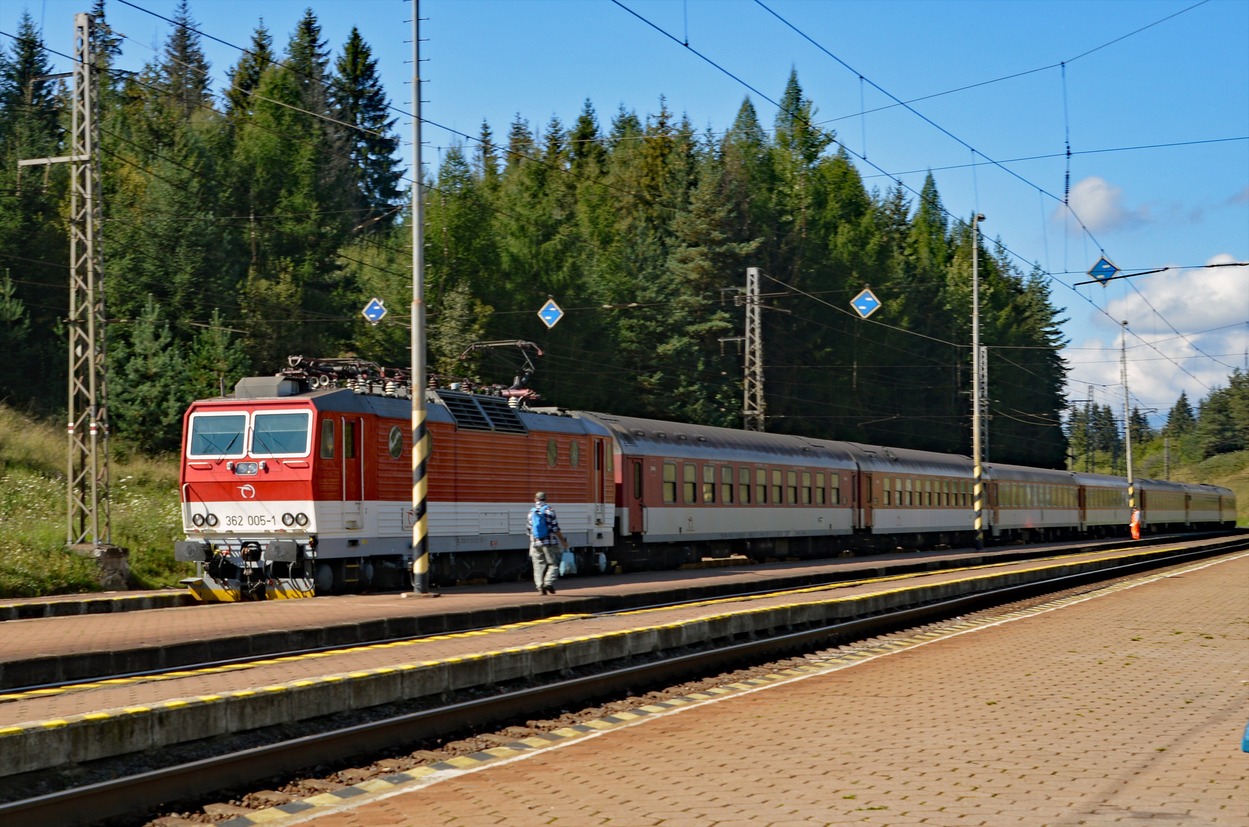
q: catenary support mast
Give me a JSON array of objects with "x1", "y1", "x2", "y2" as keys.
[{"x1": 410, "y1": 1, "x2": 433, "y2": 595}]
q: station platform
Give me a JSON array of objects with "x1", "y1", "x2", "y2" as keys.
[{"x1": 229, "y1": 551, "x2": 1249, "y2": 827}]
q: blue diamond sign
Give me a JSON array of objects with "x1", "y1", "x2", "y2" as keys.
[
  {"x1": 362, "y1": 297, "x2": 387, "y2": 325},
  {"x1": 850, "y1": 287, "x2": 882, "y2": 319},
  {"x1": 1088, "y1": 257, "x2": 1119, "y2": 283},
  {"x1": 538, "y1": 298, "x2": 564, "y2": 329}
]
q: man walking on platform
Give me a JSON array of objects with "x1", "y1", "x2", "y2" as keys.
[{"x1": 528, "y1": 492, "x2": 567, "y2": 595}]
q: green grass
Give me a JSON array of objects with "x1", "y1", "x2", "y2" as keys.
[{"x1": 0, "y1": 406, "x2": 193, "y2": 597}]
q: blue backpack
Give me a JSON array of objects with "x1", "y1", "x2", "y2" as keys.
[{"x1": 530, "y1": 504, "x2": 552, "y2": 541}]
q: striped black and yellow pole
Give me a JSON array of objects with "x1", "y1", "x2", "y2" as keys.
[
  {"x1": 971, "y1": 213, "x2": 986, "y2": 550},
  {"x1": 409, "y1": 3, "x2": 436, "y2": 597}
]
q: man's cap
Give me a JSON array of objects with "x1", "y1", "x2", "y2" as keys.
[{"x1": 534, "y1": 491, "x2": 546, "y2": 501}]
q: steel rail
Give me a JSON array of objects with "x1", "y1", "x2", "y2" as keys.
[{"x1": 1, "y1": 539, "x2": 1244, "y2": 827}]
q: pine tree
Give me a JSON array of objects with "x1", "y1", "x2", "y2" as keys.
[
  {"x1": 224, "y1": 22, "x2": 274, "y2": 121},
  {"x1": 185, "y1": 309, "x2": 250, "y2": 400},
  {"x1": 161, "y1": 0, "x2": 211, "y2": 119},
  {"x1": 1164, "y1": 391, "x2": 1196, "y2": 436},
  {"x1": 110, "y1": 298, "x2": 189, "y2": 453},
  {"x1": 1194, "y1": 372, "x2": 1248, "y2": 457},
  {"x1": 330, "y1": 27, "x2": 403, "y2": 230},
  {"x1": 0, "y1": 13, "x2": 69, "y2": 408},
  {"x1": 0, "y1": 271, "x2": 31, "y2": 401}
]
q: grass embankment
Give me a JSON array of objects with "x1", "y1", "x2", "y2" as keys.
[{"x1": 0, "y1": 405, "x2": 192, "y2": 597}]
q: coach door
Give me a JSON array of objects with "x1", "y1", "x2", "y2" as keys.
[
  {"x1": 341, "y1": 416, "x2": 363, "y2": 529},
  {"x1": 593, "y1": 438, "x2": 610, "y2": 527},
  {"x1": 857, "y1": 472, "x2": 873, "y2": 531},
  {"x1": 626, "y1": 459, "x2": 646, "y2": 534}
]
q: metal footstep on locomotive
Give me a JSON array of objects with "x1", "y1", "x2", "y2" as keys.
[{"x1": 172, "y1": 355, "x2": 1237, "y2": 602}]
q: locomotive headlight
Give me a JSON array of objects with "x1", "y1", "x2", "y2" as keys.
[
  {"x1": 282, "y1": 512, "x2": 295, "y2": 527},
  {"x1": 294, "y1": 512, "x2": 309, "y2": 527},
  {"x1": 205, "y1": 513, "x2": 219, "y2": 527},
  {"x1": 191, "y1": 513, "x2": 206, "y2": 527}
]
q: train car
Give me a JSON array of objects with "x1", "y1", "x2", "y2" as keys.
[
  {"x1": 1135, "y1": 477, "x2": 1190, "y2": 531},
  {"x1": 176, "y1": 359, "x2": 614, "y2": 601},
  {"x1": 983, "y1": 463, "x2": 1080, "y2": 542},
  {"x1": 845, "y1": 443, "x2": 975, "y2": 550},
  {"x1": 1181, "y1": 482, "x2": 1234, "y2": 529},
  {"x1": 1073, "y1": 471, "x2": 1131, "y2": 535},
  {"x1": 583, "y1": 412, "x2": 859, "y2": 567}
]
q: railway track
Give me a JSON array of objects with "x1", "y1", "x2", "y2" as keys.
[{"x1": 1, "y1": 536, "x2": 1245, "y2": 827}]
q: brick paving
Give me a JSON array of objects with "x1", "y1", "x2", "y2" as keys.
[{"x1": 286, "y1": 553, "x2": 1249, "y2": 827}]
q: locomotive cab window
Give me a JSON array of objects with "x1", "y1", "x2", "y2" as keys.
[
  {"x1": 187, "y1": 412, "x2": 247, "y2": 458},
  {"x1": 249, "y1": 411, "x2": 312, "y2": 458}
]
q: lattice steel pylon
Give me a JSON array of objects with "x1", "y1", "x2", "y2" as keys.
[
  {"x1": 743, "y1": 267, "x2": 765, "y2": 432},
  {"x1": 66, "y1": 12, "x2": 110, "y2": 547}
]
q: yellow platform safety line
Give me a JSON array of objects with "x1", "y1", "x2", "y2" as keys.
[
  {"x1": 0, "y1": 611, "x2": 590, "y2": 704},
  {"x1": 608, "y1": 543, "x2": 1199, "y2": 619}
]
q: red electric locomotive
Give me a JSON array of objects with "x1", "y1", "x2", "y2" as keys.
[{"x1": 176, "y1": 357, "x2": 615, "y2": 600}]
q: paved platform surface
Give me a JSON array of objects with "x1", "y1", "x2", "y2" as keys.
[{"x1": 263, "y1": 552, "x2": 1249, "y2": 827}]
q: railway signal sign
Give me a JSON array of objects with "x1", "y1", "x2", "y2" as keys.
[
  {"x1": 362, "y1": 297, "x2": 387, "y2": 325},
  {"x1": 1088, "y1": 257, "x2": 1119, "y2": 283},
  {"x1": 538, "y1": 298, "x2": 565, "y2": 329},
  {"x1": 850, "y1": 287, "x2": 882, "y2": 319}
]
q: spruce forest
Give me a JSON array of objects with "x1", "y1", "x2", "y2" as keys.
[{"x1": 1, "y1": 4, "x2": 1244, "y2": 473}]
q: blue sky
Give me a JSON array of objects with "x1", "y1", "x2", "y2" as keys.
[{"x1": 4, "y1": 0, "x2": 1247, "y2": 427}]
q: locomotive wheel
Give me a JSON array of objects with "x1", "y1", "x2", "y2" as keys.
[{"x1": 314, "y1": 562, "x2": 334, "y2": 595}]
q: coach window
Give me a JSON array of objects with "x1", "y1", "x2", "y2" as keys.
[
  {"x1": 755, "y1": 468, "x2": 767, "y2": 504},
  {"x1": 320, "y1": 419, "x2": 335, "y2": 459},
  {"x1": 703, "y1": 465, "x2": 716, "y2": 504},
  {"x1": 721, "y1": 465, "x2": 734, "y2": 504},
  {"x1": 663, "y1": 462, "x2": 677, "y2": 504},
  {"x1": 739, "y1": 467, "x2": 751, "y2": 504},
  {"x1": 570, "y1": 441, "x2": 580, "y2": 468},
  {"x1": 828, "y1": 474, "x2": 839, "y2": 505},
  {"x1": 547, "y1": 439, "x2": 558, "y2": 467},
  {"x1": 772, "y1": 469, "x2": 783, "y2": 505},
  {"x1": 684, "y1": 463, "x2": 697, "y2": 504},
  {"x1": 632, "y1": 460, "x2": 644, "y2": 500},
  {"x1": 814, "y1": 472, "x2": 826, "y2": 505},
  {"x1": 924, "y1": 479, "x2": 932, "y2": 506},
  {"x1": 791, "y1": 471, "x2": 803, "y2": 505},
  {"x1": 802, "y1": 471, "x2": 813, "y2": 505},
  {"x1": 882, "y1": 477, "x2": 891, "y2": 506}
]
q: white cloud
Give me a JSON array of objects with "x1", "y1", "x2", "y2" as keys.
[
  {"x1": 1055, "y1": 175, "x2": 1149, "y2": 235},
  {"x1": 1064, "y1": 255, "x2": 1248, "y2": 424},
  {"x1": 1106, "y1": 255, "x2": 1248, "y2": 330}
]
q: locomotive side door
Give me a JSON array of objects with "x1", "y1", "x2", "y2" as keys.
[{"x1": 341, "y1": 416, "x2": 363, "y2": 529}]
